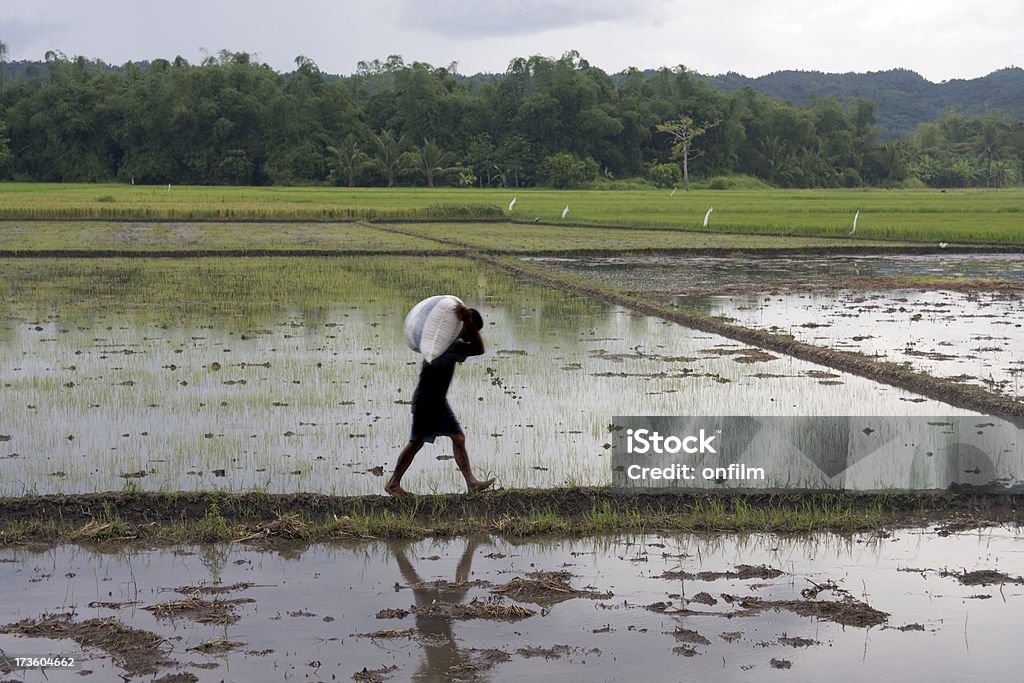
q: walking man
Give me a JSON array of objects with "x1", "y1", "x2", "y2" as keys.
[{"x1": 386, "y1": 303, "x2": 495, "y2": 499}]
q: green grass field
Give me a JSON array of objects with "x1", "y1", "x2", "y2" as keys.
[
  {"x1": 1, "y1": 183, "x2": 1022, "y2": 245},
  {"x1": 389, "y1": 222, "x2": 901, "y2": 251}
]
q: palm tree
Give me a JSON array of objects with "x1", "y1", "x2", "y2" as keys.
[
  {"x1": 326, "y1": 134, "x2": 370, "y2": 187},
  {"x1": 372, "y1": 129, "x2": 411, "y2": 187},
  {"x1": 416, "y1": 139, "x2": 453, "y2": 187},
  {"x1": 975, "y1": 117, "x2": 1008, "y2": 187},
  {"x1": 756, "y1": 136, "x2": 799, "y2": 187}
]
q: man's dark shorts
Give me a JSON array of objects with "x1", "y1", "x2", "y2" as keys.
[{"x1": 410, "y1": 401, "x2": 463, "y2": 443}]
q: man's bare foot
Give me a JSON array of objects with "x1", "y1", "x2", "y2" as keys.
[
  {"x1": 385, "y1": 482, "x2": 411, "y2": 500},
  {"x1": 467, "y1": 478, "x2": 495, "y2": 493}
]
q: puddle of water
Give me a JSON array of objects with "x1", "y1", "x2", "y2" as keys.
[
  {"x1": 0, "y1": 258, "x2": 972, "y2": 496},
  {"x1": 1, "y1": 529, "x2": 1021, "y2": 681}
]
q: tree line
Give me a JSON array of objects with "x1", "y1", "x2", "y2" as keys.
[{"x1": 0, "y1": 47, "x2": 1021, "y2": 189}]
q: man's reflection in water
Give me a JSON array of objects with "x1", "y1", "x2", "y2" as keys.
[{"x1": 391, "y1": 537, "x2": 484, "y2": 682}]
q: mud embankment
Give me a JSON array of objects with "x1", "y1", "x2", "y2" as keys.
[{"x1": 0, "y1": 489, "x2": 1019, "y2": 545}]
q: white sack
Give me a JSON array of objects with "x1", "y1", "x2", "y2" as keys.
[{"x1": 404, "y1": 295, "x2": 464, "y2": 363}]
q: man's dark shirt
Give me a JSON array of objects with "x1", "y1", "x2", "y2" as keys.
[{"x1": 411, "y1": 337, "x2": 482, "y2": 407}]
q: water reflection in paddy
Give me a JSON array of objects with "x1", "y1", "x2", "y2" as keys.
[{"x1": 1, "y1": 528, "x2": 1021, "y2": 681}]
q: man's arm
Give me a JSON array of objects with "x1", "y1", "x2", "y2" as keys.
[{"x1": 456, "y1": 304, "x2": 485, "y2": 356}]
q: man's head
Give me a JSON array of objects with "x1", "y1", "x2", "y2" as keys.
[{"x1": 469, "y1": 308, "x2": 483, "y2": 330}]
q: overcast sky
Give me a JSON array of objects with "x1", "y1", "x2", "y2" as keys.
[{"x1": 2, "y1": 0, "x2": 1021, "y2": 82}]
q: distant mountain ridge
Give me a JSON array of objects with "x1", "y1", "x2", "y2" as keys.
[{"x1": 700, "y1": 67, "x2": 1024, "y2": 139}]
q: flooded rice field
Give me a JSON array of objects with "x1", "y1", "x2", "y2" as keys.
[
  {"x1": 666, "y1": 289, "x2": 1023, "y2": 400},
  {"x1": 0, "y1": 257, "x2": 975, "y2": 497},
  {"x1": 537, "y1": 253, "x2": 1024, "y2": 400},
  {"x1": 1, "y1": 527, "x2": 1021, "y2": 681}
]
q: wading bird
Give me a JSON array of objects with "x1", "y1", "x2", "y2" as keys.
[
  {"x1": 561, "y1": 205, "x2": 569, "y2": 220},
  {"x1": 508, "y1": 197, "x2": 516, "y2": 212},
  {"x1": 849, "y1": 210, "x2": 860, "y2": 235},
  {"x1": 703, "y1": 207, "x2": 713, "y2": 228}
]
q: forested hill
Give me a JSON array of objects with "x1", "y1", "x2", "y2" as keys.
[
  {"x1": 5, "y1": 58, "x2": 1021, "y2": 140},
  {"x1": 701, "y1": 68, "x2": 1024, "y2": 139},
  {"x1": 1, "y1": 52, "x2": 1021, "y2": 188}
]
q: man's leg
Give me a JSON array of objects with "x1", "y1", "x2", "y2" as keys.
[
  {"x1": 386, "y1": 440, "x2": 423, "y2": 499},
  {"x1": 450, "y1": 433, "x2": 495, "y2": 492}
]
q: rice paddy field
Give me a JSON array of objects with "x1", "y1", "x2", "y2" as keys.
[
  {"x1": 0, "y1": 219, "x2": 897, "y2": 254},
  {"x1": 3, "y1": 256, "x2": 995, "y2": 498},
  {"x1": 2, "y1": 183, "x2": 1024, "y2": 243},
  {"x1": 0, "y1": 184, "x2": 1022, "y2": 681}
]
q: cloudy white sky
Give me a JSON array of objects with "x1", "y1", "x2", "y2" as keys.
[{"x1": 2, "y1": 0, "x2": 1021, "y2": 81}]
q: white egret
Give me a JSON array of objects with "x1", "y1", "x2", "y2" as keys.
[
  {"x1": 561, "y1": 205, "x2": 569, "y2": 220},
  {"x1": 939, "y1": 242, "x2": 949, "y2": 249},
  {"x1": 849, "y1": 210, "x2": 859, "y2": 235},
  {"x1": 508, "y1": 196, "x2": 517, "y2": 212},
  {"x1": 703, "y1": 206, "x2": 713, "y2": 228},
  {"x1": 670, "y1": 187, "x2": 677, "y2": 197}
]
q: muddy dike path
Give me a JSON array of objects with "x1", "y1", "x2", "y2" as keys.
[{"x1": 0, "y1": 489, "x2": 1020, "y2": 546}]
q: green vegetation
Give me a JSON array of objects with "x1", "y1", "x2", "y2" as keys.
[
  {"x1": 390, "y1": 222, "x2": 900, "y2": 251},
  {"x1": 0, "y1": 256, "x2": 605, "y2": 335},
  {"x1": 0, "y1": 183, "x2": 503, "y2": 221},
  {"x1": 1, "y1": 49, "x2": 1021, "y2": 188},
  {"x1": 1, "y1": 185, "x2": 1022, "y2": 245}
]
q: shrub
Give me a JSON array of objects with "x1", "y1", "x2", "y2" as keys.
[
  {"x1": 648, "y1": 163, "x2": 682, "y2": 189},
  {"x1": 539, "y1": 152, "x2": 598, "y2": 189}
]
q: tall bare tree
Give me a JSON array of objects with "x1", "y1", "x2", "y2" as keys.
[{"x1": 656, "y1": 116, "x2": 718, "y2": 191}]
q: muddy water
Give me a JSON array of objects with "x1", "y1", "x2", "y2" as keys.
[
  {"x1": 667, "y1": 289, "x2": 1024, "y2": 400},
  {"x1": 1, "y1": 529, "x2": 1021, "y2": 681},
  {"x1": 541, "y1": 253, "x2": 1024, "y2": 400},
  {"x1": 0, "y1": 258, "x2": 970, "y2": 496}
]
